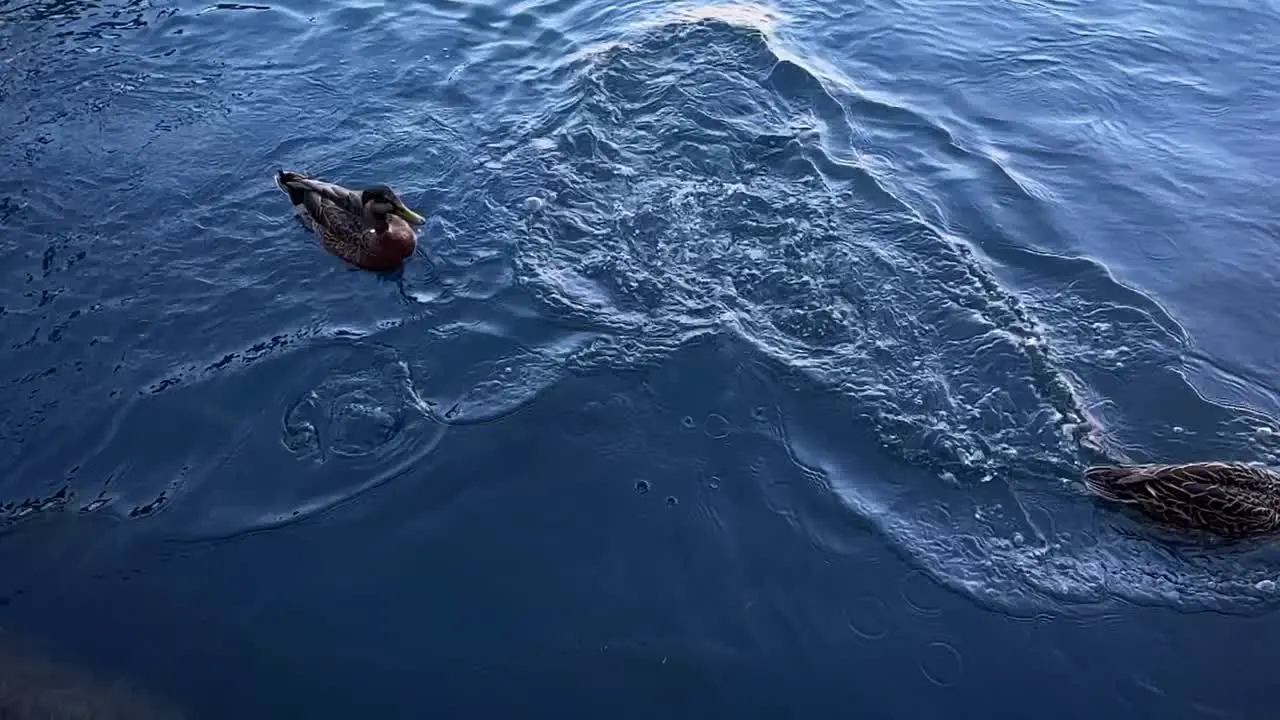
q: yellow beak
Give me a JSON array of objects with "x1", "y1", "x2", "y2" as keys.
[{"x1": 394, "y1": 204, "x2": 426, "y2": 225}]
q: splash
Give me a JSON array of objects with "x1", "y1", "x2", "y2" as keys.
[{"x1": 501, "y1": 12, "x2": 1280, "y2": 613}]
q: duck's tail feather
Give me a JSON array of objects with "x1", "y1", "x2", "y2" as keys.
[{"x1": 275, "y1": 170, "x2": 312, "y2": 207}]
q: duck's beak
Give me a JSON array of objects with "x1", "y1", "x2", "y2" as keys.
[{"x1": 393, "y1": 201, "x2": 426, "y2": 226}]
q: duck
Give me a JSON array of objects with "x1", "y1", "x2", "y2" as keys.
[
  {"x1": 1082, "y1": 462, "x2": 1280, "y2": 538},
  {"x1": 274, "y1": 170, "x2": 426, "y2": 271}
]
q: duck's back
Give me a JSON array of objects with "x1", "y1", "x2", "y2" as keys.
[{"x1": 1083, "y1": 462, "x2": 1280, "y2": 537}]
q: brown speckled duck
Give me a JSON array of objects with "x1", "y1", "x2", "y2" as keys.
[
  {"x1": 1083, "y1": 462, "x2": 1280, "y2": 538},
  {"x1": 274, "y1": 170, "x2": 425, "y2": 271}
]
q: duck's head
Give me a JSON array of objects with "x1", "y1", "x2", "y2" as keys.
[{"x1": 361, "y1": 185, "x2": 426, "y2": 226}]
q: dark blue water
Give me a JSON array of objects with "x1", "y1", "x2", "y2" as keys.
[{"x1": 3, "y1": 0, "x2": 1280, "y2": 716}]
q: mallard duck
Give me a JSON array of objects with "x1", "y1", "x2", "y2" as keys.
[
  {"x1": 274, "y1": 170, "x2": 426, "y2": 271},
  {"x1": 1083, "y1": 462, "x2": 1280, "y2": 537}
]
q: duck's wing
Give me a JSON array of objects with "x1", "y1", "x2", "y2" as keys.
[{"x1": 275, "y1": 171, "x2": 364, "y2": 228}]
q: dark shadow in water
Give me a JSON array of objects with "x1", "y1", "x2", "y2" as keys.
[{"x1": 0, "y1": 629, "x2": 186, "y2": 719}]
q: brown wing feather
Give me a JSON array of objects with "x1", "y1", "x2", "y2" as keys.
[
  {"x1": 281, "y1": 175, "x2": 362, "y2": 212},
  {"x1": 1163, "y1": 461, "x2": 1280, "y2": 492},
  {"x1": 1083, "y1": 462, "x2": 1280, "y2": 536},
  {"x1": 313, "y1": 200, "x2": 376, "y2": 263},
  {"x1": 277, "y1": 172, "x2": 363, "y2": 229},
  {"x1": 300, "y1": 182, "x2": 362, "y2": 219},
  {"x1": 278, "y1": 175, "x2": 374, "y2": 264}
]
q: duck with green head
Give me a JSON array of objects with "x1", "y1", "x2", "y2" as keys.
[{"x1": 274, "y1": 170, "x2": 426, "y2": 271}]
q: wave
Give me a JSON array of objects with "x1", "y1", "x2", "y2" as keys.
[
  {"x1": 5, "y1": 0, "x2": 1280, "y2": 613},
  {"x1": 488, "y1": 5, "x2": 1280, "y2": 613}
]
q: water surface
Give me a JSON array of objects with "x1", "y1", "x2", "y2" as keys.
[{"x1": 2, "y1": 0, "x2": 1279, "y2": 716}]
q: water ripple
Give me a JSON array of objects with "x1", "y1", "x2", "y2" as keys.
[
  {"x1": 4, "y1": 0, "x2": 1280, "y2": 617},
  {"x1": 492, "y1": 7, "x2": 1280, "y2": 613},
  {"x1": 8, "y1": 334, "x2": 446, "y2": 541}
]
